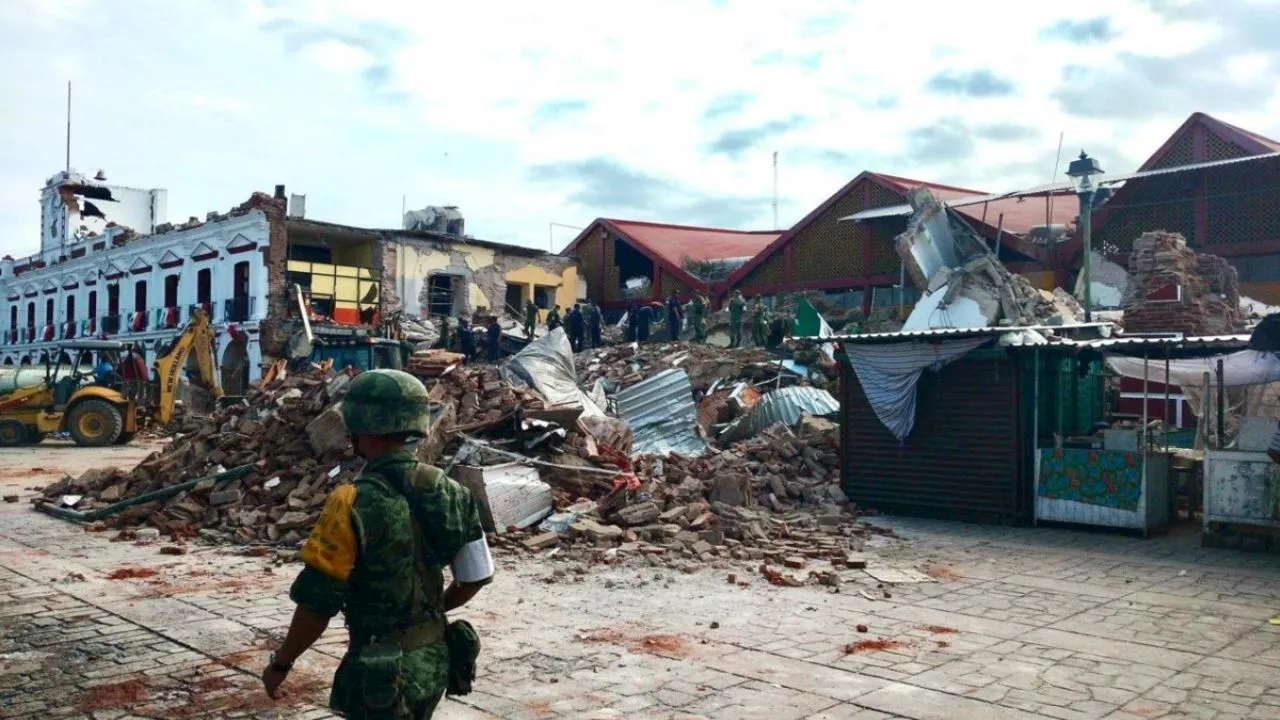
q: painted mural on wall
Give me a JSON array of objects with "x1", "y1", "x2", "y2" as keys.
[{"x1": 1038, "y1": 448, "x2": 1142, "y2": 512}]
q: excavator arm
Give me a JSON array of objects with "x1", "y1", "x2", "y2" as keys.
[{"x1": 153, "y1": 307, "x2": 223, "y2": 425}]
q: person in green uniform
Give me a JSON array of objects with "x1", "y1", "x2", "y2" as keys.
[
  {"x1": 751, "y1": 302, "x2": 767, "y2": 347},
  {"x1": 546, "y1": 305, "x2": 561, "y2": 332},
  {"x1": 262, "y1": 370, "x2": 494, "y2": 719},
  {"x1": 523, "y1": 301, "x2": 538, "y2": 340},
  {"x1": 690, "y1": 293, "x2": 708, "y2": 343},
  {"x1": 728, "y1": 290, "x2": 746, "y2": 348},
  {"x1": 437, "y1": 318, "x2": 451, "y2": 352}
]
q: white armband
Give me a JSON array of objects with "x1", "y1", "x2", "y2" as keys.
[{"x1": 451, "y1": 537, "x2": 494, "y2": 584}]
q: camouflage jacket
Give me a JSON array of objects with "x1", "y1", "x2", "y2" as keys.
[{"x1": 291, "y1": 450, "x2": 488, "y2": 717}]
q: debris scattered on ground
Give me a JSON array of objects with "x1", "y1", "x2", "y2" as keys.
[{"x1": 37, "y1": 331, "x2": 881, "y2": 574}]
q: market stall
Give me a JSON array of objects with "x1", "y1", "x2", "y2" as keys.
[{"x1": 1033, "y1": 336, "x2": 1255, "y2": 536}]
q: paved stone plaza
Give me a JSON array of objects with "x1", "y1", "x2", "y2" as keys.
[{"x1": 3, "y1": 443, "x2": 1280, "y2": 719}]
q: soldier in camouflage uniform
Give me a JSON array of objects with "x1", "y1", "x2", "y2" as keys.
[{"x1": 262, "y1": 369, "x2": 494, "y2": 719}]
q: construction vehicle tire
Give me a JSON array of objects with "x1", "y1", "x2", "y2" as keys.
[
  {"x1": 0, "y1": 419, "x2": 26, "y2": 447},
  {"x1": 114, "y1": 431, "x2": 136, "y2": 445},
  {"x1": 67, "y1": 399, "x2": 124, "y2": 447}
]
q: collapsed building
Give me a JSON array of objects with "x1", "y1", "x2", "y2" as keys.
[{"x1": 1, "y1": 169, "x2": 579, "y2": 388}]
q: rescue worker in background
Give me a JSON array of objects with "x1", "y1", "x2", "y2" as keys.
[
  {"x1": 566, "y1": 304, "x2": 585, "y2": 353},
  {"x1": 665, "y1": 292, "x2": 683, "y2": 341},
  {"x1": 485, "y1": 316, "x2": 501, "y2": 362},
  {"x1": 625, "y1": 301, "x2": 640, "y2": 343},
  {"x1": 523, "y1": 301, "x2": 538, "y2": 340},
  {"x1": 751, "y1": 302, "x2": 768, "y2": 347},
  {"x1": 546, "y1": 305, "x2": 562, "y2": 333},
  {"x1": 121, "y1": 343, "x2": 148, "y2": 403},
  {"x1": 767, "y1": 312, "x2": 787, "y2": 349},
  {"x1": 437, "y1": 318, "x2": 451, "y2": 353},
  {"x1": 261, "y1": 370, "x2": 494, "y2": 718},
  {"x1": 728, "y1": 290, "x2": 746, "y2": 348},
  {"x1": 457, "y1": 317, "x2": 475, "y2": 362},
  {"x1": 690, "y1": 293, "x2": 708, "y2": 343},
  {"x1": 637, "y1": 303, "x2": 655, "y2": 343},
  {"x1": 587, "y1": 302, "x2": 603, "y2": 349}
]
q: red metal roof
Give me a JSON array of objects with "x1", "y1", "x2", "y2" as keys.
[
  {"x1": 1141, "y1": 112, "x2": 1280, "y2": 170},
  {"x1": 954, "y1": 193, "x2": 1080, "y2": 236},
  {"x1": 870, "y1": 173, "x2": 987, "y2": 202},
  {"x1": 602, "y1": 219, "x2": 781, "y2": 267}
]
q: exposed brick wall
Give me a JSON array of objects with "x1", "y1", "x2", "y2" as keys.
[{"x1": 1122, "y1": 231, "x2": 1246, "y2": 335}]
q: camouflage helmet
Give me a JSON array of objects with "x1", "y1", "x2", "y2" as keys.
[{"x1": 341, "y1": 369, "x2": 431, "y2": 437}]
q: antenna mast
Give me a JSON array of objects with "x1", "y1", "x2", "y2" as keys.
[
  {"x1": 772, "y1": 151, "x2": 779, "y2": 231},
  {"x1": 65, "y1": 81, "x2": 72, "y2": 173}
]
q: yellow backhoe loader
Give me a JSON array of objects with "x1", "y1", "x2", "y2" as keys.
[
  {"x1": 0, "y1": 308, "x2": 223, "y2": 447},
  {"x1": 150, "y1": 306, "x2": 223, "y2": 425}
]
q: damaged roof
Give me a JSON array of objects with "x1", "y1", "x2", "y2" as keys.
[
  {"x1": 284, "y1": 218, "x2": 559, "y2": 258},
  {"x1": 562, "y1": 218, "x2": 781, "y2": 293},
  {"x1": 603, "y1": 219, "x2": 780, "y2": 265}
]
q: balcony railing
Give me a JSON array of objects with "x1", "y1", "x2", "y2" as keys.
[{"x1": 101, "y1": 314, "x2": 120, "y2": 335}]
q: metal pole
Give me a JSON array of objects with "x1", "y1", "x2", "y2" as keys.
[
  {"x1": 1142, "y1": 349, "x2": 1150, "y2": 536},
  {"x1": 65, "y1": 81, "x2": 72, "y2": 173},
  {"x1": 1216, "y1": 358, "x2": 1226, "y2": 450},
  {"x1": 994, "y1": 213, "x2": 1005, "y2": 258},
  {"x1": 1032, "y1": 349, "x2": 1040, "y2": 527},
  {"x1": 1080, "y1": 191, "x2": 1093, "y2": 323},
  {"x1": 1164, "y1": 355, "x2": 1171, "y2": 450},
  {"x1": 772, "y1": 151, "x2": 779, "y2": 231}
]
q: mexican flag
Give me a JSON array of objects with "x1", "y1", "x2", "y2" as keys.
[{"x1": 794, "y1": 297, "x2": 836, "y2": 360}]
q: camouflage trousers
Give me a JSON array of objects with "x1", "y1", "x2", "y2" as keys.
[{"x1": 330, "y1": 641, "x2": 449, "y2": 719}]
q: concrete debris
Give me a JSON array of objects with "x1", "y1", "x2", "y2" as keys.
[
  {"x1": 1079, "y1": 251, "x2": 1134, "y2": 309},
  {"x1": 1123, "y1": 231, "x2": 1246, "y2": 336},
  {"x1": 897, "y1": 188, "x2": 1084, "y2": 330},
  {"x1": 453, "y1": 464, "x2": 553, "y2": 534},
  {"x1": 37, "y1": 339, "x2": 890, "y2": 574}
]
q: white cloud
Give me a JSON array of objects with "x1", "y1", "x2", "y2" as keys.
[{"x1": 1, "y1": 0, "x2": 1278, "y2": 259}]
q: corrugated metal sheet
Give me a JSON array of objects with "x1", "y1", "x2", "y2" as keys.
[
  {"x1": 840, "y1": 353, "x2": 1032, "y2": 523},
  {"x1": 1061, "y1": 335, "x2": 1250, "y2": 351},
  {"x1": 745, "y1": 386, "x2": 840, "y2": 435},
  {"x1": 806, "y1": 322, "x2": 1112, "y2": 345},
  {"x1": 616, "y1": 369, "x2": 706, "y2": 457},
  {"x1": 841, "y1": 152, "x2": 1280, "y2": 222}
]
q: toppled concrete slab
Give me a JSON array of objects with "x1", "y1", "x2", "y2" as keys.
[{"x1": 897, "y1": 188, "x2": 1083, "y2": 330}]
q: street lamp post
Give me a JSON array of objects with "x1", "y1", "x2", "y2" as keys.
[{"x1": 1066, "y1": 151, "x2": 1104, "y2": 323}]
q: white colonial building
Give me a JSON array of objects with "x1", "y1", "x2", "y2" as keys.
[{"x1": 1, "y1": 170, "x2": 271, "y2": 394}]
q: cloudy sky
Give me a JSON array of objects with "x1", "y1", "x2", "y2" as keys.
[{"x1": 2, "y1": 0, "x2": 1278, "y2": 259}]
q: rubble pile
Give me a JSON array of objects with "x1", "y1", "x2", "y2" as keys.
[
  {"x1": 38, "y1": 330, "x2": 867, "y2": 571},
  {"x1": 503, "y1": 414, "x2": 873, "y2": 571},
  {"x1": 42, "y1": 369, "x2": 361, "y2": 544},
  {"x1": 576, "y1": 342, "x2": 779, "y2": 394},
  {"x1": 1123, "y1": 231, "x2": 1246, "y2": 335}
]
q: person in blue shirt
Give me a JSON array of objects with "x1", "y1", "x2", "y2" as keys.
[{"x1": 94, "y1": 356, "x2": 115, "y2": 386}]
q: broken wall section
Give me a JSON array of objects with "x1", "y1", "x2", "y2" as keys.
[
  {"x1": 1123, "y1": 231, "x2": 1246, "y2": 335},
  {"x1": 385, "y1": 236, "x2": 578, "y2": 323}
]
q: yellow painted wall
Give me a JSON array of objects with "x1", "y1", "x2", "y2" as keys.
[
  {"x1": 401, "y1": 245, "x2": 455, "y2": 276},
  {"x1": 398, "y1": 244, "x2": 579, "y2": 319},
  {"x1": 504, "y1": 264, "x2": 579, "y2": 319}
]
